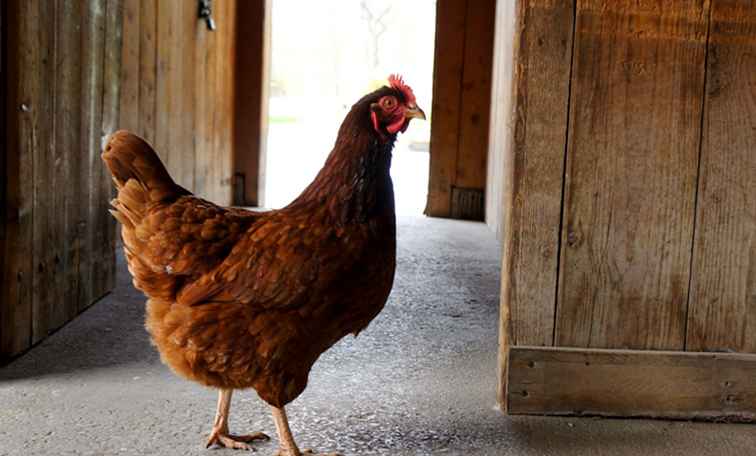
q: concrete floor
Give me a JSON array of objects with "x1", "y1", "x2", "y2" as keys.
[{"x1": 1, "y1": 217, "x2": 755, "y2": 456}]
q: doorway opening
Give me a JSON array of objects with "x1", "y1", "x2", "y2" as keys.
[{"x1": 263, "y1": 0, "x2": 436, "y2": 215}]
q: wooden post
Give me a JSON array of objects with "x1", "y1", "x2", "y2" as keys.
[
  {"x1": 233, "y1": 0, "x2": 269, "y2": 207},
  {"x1": 426, "y1": 0, "x2": 496, "y2": 220}
]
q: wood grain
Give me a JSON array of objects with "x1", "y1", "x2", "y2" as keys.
[
  {"x1": 455, "y1": 0, "x2": 496, "y2": 190},
  {"x1": 490, "y1": 0, "x2": 519, "y2": 407},
  {"x1": 555, "y1": 0, "x2": 709, "y2": 350},
  {"x1": 507, "y1": 346, "x2": 756, "y2": 421},
  {"x1": 119, "y1": 0, "x2": 139, "y2": 132},
  {"x1": 493, "y1": 0, "x2": 575, "y2": 408},
  {"x1": 138, "y1": 0, "x2": 156, "y2": 143},
  {"x1": 427, "y1": 0, "x2": 499, "y2": 218},
  {"x1": 687, "y1": 1, "x2": 756, "y2": 354},
  {"x1": 98, "y1": 0, "x2": 122, "y2": 294},
  {"x1": 0, "y1": 0, "x2": 6, "y2": 351},
  {"x1": 154, "y1": 0, "x2": 172, "y2": 176},
  {"x1": 2, "y1": 0, "x2": 120, "y2": 360},
  {"x1": 426, "y1": 0, "x2": 467, "y2": 217},
  {"x1": 500, "y1": 0, "x2": 575, "y2": 349},
  {"x1": 56, "y1": 0, "x2": 85, "y2": 324},
  {"x1": 31, "y1": 0, "x2": 56, "y2": 343},
  {"x1": 173, "y1": 0, "x2": 196, "y2": 190},
  {"x1": 2, "y1": 0, "x2": 35, "y2": 356},
  {"x1": 78, "y1": 0, "x2": 107, "y2": 313},
  {"x1": 118, "y1": 0, "x2": 237, "y2": 206}
]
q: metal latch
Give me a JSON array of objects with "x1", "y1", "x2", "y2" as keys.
[{"x1": 198, "y1": 0, "x2": 216, "y2": 31}]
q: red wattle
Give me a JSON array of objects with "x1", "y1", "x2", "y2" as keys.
[
  {"x1": 386, "y1": 116, "x2": 406, "y2": 134},
  {"x1": 371, "y1": 111, "x2": 380, "y2": 132}
]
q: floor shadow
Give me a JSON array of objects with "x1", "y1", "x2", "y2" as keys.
[{"x1": 0, "y1": 250, "x2": 159, "y2": 382}]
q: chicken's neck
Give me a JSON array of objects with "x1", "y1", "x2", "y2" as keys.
[{"x1": 291, "y1": 117, "x2": 396, "y2": 225}]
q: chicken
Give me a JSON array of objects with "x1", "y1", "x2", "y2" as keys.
[{"x1": 102, "y1": 75, "x2": 425, "y2": 455}]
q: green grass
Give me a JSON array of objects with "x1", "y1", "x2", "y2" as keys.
[{"x1": 268, "y1": 115, "x2": 299, "y2": 124}]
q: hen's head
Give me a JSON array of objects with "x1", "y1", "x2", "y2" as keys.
[{"x1": 367, "y1": 74, "x2": 426, "y2": 140}]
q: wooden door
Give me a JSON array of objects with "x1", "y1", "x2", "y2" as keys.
[
  {"x1": 2, "y1": 0, "x2": 122, "y2": 360},
  {"x1": 119, "y1": 0, "x2": 241, "y2": 205}
]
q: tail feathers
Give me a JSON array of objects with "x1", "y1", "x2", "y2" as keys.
[
  {"x1": 102, "y1": 130, "x2": 189, "y2": 228},
  {"x1": 102, "y1": 130, "x2": 187, "y2": 205}
]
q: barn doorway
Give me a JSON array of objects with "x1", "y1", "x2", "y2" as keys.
[{"x1": 262, "y1": 0, "x2": 436, "y2": 215}]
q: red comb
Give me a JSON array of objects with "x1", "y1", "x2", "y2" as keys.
[{"x1": 388, "y1": 74, "x2": 416, "y2": 105}]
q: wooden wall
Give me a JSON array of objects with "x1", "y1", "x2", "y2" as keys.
[
  {"x1": 491, "y1": 0, "x2": 756, "y2": 419},
  {"x1": 1, "y1": 0, "x2": 122, "y2": 360},
  {"x1": 119, "y1": 0, "x2": 243, "y2": 206},
  {"x1": 426, "y1": 0, "x2": 496, "y2": 219}
]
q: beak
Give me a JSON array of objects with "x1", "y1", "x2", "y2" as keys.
[{"x1": 405, "y1": 104, "x2": 426, "y2": 120}]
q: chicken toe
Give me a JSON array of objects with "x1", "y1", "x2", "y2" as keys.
[
  {"x1": 205, "y1": 389, "x2": 271, "y2": 450},
  {"x1": 206, "y1": 428, "x2": 270, "y2": 450}
]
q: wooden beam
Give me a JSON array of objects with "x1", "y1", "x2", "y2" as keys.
[
  {"x1": 426, "y1": 0, "x2": 467, "y2": 217},
  {"x1": 507, "y1": 346, "x2": 756, "y2": 421},
  {"x1": 499, "y1": 0, "x2": 575, "y2": 349},
  {"x1": 494, "y1": 0, "x2": 576, "y2": 411},
  {"x1": 233, "y1": 0, "x2": 268, "y2": 207}
]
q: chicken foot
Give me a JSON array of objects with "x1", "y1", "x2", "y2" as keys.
[
  {"x1": 206, "y1": 389, "x2": 270, "y2": 450},
  {"x1": 271, "y1": 406, "x2": 342, "y2": 456}
]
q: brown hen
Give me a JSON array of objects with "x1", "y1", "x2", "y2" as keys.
[{"x1": 102, "y1": 75, "x2": 425, "y2": 455}]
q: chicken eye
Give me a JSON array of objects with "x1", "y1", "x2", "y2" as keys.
[{"x1": 381, "y1": 96, "x2": 397, "y2": 111}]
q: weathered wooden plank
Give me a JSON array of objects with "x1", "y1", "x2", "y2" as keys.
[
  {"x1": 80, "y1": 0, "x2": 107, "y2": 313},
  {"x1": 154, "y1": 0, "x2": 173, "y2": 175},
  {"x1": 2, "y1": 0, "x2": 36, "y2": 357},
  {"x1": 426, "y1": 0, "x2": 467, "y2": 217},
  {"x1": 31, "y1": 0, "x2": 56, "y2": 343},
  {"x1": 96, "y1": 0, "x2": 122, "y2": 295},
  {"x1": 195, "y1": 0, "x2": 214, "y2": 202},
  {"x1": 687, "y1": 1, "x2": 756, "y2": 354},
  {"x1": 118, "y1": 0, "x2": 139, "y2": 132},
  {"x1": 48, "y1": 0, "x2": 68, "y2": 332},
  {"x1": 555, "y1": 0, "x2": 709, "y2": 350},
  {"x1": 172, "y1": 0, "x2": 195, "y2": 191},
  {"x1": 215, "y1": 0, "x2": 236, "y2": 206},
  {"x1": 56, "y1": 0, "x2": 85, "y2": 324},
  {"x1": 507, "y1": 346, "x2": 756, "y2": 421},
  {"x1": 485, "y1": 0, "x2": 513, "y2": 239},
  {"x1": 137, "y1": 0, "x2": 158, "y2": 142},
  {"x1": 455, "y1": 0, "x2": 496, "y2": 192},
  {"x1": 499, "y1": 0, "x2": 575, "y2": 352},
  {"x1": 489, "y1": 0, "x2": 519, "y2": 407},
  {"x1": 138, "y1": 0, "x2": 156, "y2": 143},
  {"x1": 0, "y1": 0, "x2": 6, "y2": 307},
  {"x1": 193, "y1": 3, "x2": 210, "y2": 199},
  {"x1": 495, "y1": 0, "x2": 575, "y2": 410}
]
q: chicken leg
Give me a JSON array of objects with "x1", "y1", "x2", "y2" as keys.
[
  {"x1": 271, "y1": 406, "x2": 342, "y2": 456},
  {"x1": 206, "y1": 389, "x2": 270, "y2": 450}
]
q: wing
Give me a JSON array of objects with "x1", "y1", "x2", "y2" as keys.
[
  {"x1": 175, "y1": 211, "x2": 369, "y2": 310},
  {"x1": 125, "y1": 195, "x2": 261, "y2": 281}
]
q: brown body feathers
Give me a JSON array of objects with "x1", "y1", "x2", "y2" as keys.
[{"x1": 102, "y1": 88, "x2": 399, "y2": 407}]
